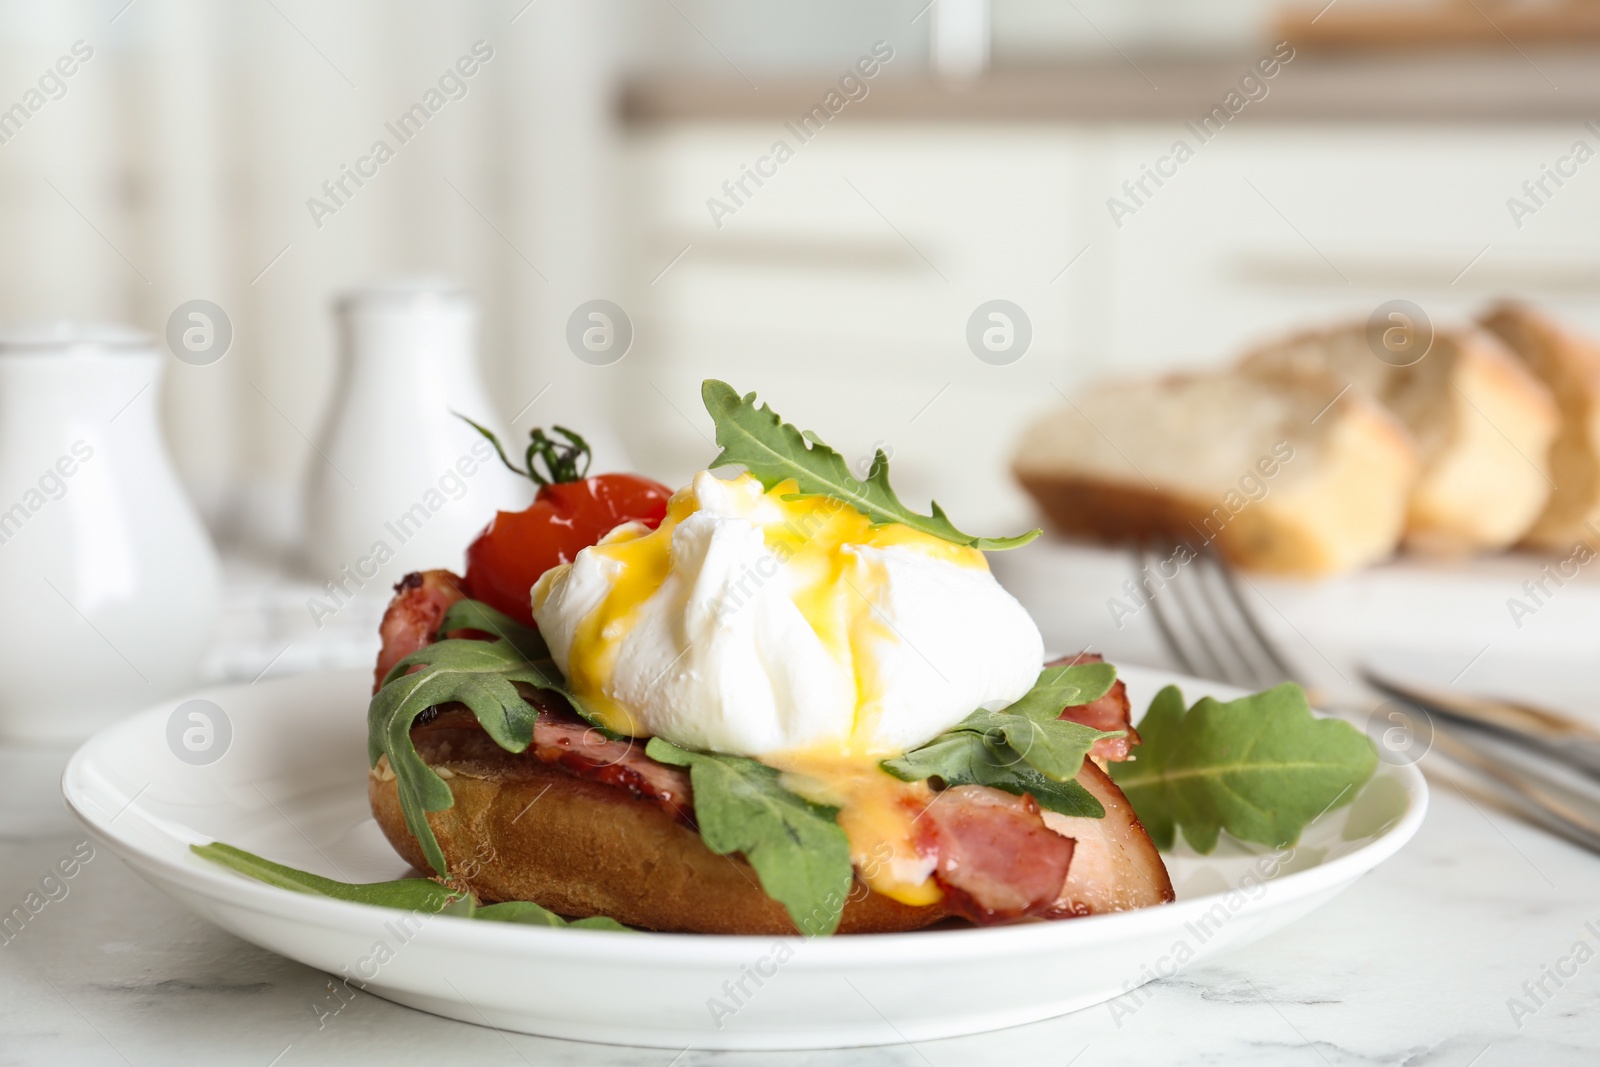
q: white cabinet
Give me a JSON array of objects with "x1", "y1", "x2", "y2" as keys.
[
  {"x1": 1100, "y1": 123, "x2": 1600, "y2": 365},
  {"x1": 621, "y1": 121, "x2": 1600, "y2": 526}
]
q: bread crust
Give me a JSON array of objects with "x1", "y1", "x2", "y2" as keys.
[
  {"x1": 368, "y1": 732, "x2": 951, "y2": 935},
  {"x1": 1404, "y1": 328, "x2": 1558, "y2": 553},
  {"x1": 1012, "y1": 373, "x2": 1416, "y2": 576},
  {"x1": 1480, "y1": 301, "x2": 1600, "y2": 550},
  {"x1": 1238, "y1": 322, "x2": 1558, "y2": 554}
]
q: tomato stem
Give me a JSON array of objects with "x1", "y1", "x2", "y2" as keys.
[{"x1": 455, "y1": 413, "x2": 592, "y2": 486}]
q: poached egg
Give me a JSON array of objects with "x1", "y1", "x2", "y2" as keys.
[{"x1": 532, "y1": 470, "x2": 1043, "y2": 758}]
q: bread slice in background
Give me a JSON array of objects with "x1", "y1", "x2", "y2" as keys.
[
  {"x1": 1012, "y1": 371, "x2": 1418, "y2": 577},
  {"x1": 1240, "y1": 323, "x2": 1558, "y2": 555},
  {"x1": 1479, "y1": 301, "x2": 1600, "y2": 551}
]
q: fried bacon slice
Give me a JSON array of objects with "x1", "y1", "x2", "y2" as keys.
[
  {"x1": 916, "y1": 785, "x2": 1076, "y2": 923},
  {"x1": 1043, "y1": 760, "x2": 1175, "y2": 915},
  {"x1": 406, "y1": 703, "x2": 694, "y2": 825},
  {"x1": 1054, "y1": 651, "x2": 1139, "y2": 761},
  {"x1": 373, "y1": 570, "x2": 470, "y2": 693}
]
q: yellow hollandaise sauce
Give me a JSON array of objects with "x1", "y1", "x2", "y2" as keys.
[{"x1": 765, "y1": 750, "x2": 944, "y2": 905}]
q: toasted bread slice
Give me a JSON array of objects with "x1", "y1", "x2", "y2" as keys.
[
  {"x1": 1012, "y1": 371, "x2": 1418, "y2": 577},
  {"x1": 369, "y1": 716, "x2": 949, "y2": 935},
  {"x1": 1479, "y1": 301, "x2": 1600, "y2": 550},
  {"x1": 369, "y1": 714, "x2": 1173, "y2": 934},
  {"x1": 1240, "y1": 322, "x2": 1558, "y2": 554}
]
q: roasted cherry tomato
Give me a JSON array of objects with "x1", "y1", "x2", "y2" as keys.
[{"x1": 460, "y1": 421, "x2": 671, "y2": 626}]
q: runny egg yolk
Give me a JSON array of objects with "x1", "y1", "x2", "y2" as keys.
[{"x1": 537, "y1": 473, "x2": 998, "y2": 904}]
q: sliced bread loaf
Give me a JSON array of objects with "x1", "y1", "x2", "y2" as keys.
[
  {"x1": 1240, "y1": 322, "x2": 1558, "y2": 555},
  {"x1": 1479, "y1": 301, "x2": 1600, "y2": 550},
  {"x1": 1012, "y1": 371, "x2": 1418, "y2": 577}
]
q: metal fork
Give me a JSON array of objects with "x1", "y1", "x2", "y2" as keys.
[
  {"x1": 1138, "y1": 542, "x2": 1299, "y2": 695},
  {"x1": 1136, "y1": 541, "x2": 1600, "y2": 854}
]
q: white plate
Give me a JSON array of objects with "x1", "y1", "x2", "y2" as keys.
[{"x1": 62, "y1": 666, "x2": 1426, "y2": 1050}]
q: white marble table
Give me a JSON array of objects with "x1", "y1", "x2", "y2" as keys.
[
  {"x1": 5, "y1": 560, "x2": 1600, "y2": 1065},
  {"x1": 6, "y1": 741, "x2": 1599, "y2": 1066}
]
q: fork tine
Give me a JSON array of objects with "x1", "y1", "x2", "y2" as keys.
[
  {"x1": 1140, "y1": 543, "x2": 1203, "y2": 678},
  {"x1": 1192, "y1": 550, "x2": 1281, "y2": 690},
  {"x1": 1182, "y1": 549, "x2": 1270, "y2": 689},
  {"x1": 1139, "y1": 539, "x2": 1304, "y2": 691},
  {"x1": 1196, "y1": 550, "x2": 1267, "y2": 694},
  {"x1": 1161, "y1": 542, "x2": 1255, "y2": 688},
  {"x1": 1204, "y1": 545, "x2": 1302, "y2": 687},
  {"x1": 1144, "y1": 542, "x2": 1221, "y2": 680}
]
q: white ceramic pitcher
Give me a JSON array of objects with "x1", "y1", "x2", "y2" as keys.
[
  {"x1": 0, "y1": 322, "x2": 222, "y2": 743},
  {"x1": 303, "y1": 279, "x2": 530, "y2": 594}
]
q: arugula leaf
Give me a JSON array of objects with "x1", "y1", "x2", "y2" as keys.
[
  {"x1": 370, "y1": 640, "x2": 544, "y2": 875},
  {"x1": 1109, "y1": 684, "x2": 1378, "y2": 853},
  {"x1": 472, "y1": 901, "x2": 630, "y2": 930},
  {"x1": 436, "y1": 599, "x2": 550, "y2": 662},
  {"x1": 883, "y1": 732, "x2": 1105, "y2": 818},
  {"x1": 701, "y1": 379, "x2": 1040, "y2": 551},
  {"x1": 367, "y1": 600, "x2": 610, "y2": 877},
  {"x1": 192, "y1": 842, "x2": 631, "y2": 930},
  {"x1": 193, "y1": 842, "x2": 468, "y2": 910},
  {"x1": 1003, "y1": 660, "x2": 1117, "y2": 721},
  {"x1": 955, "y1": 707, "x2": 1111, "y2": 781},
  {"x1": 645, "y1": 738, "x2": 854, "y2": 936},
  {"x1": 881, "y1": 662, "x2": 1121, "y2": 814}
]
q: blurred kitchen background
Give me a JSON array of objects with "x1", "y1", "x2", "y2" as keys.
[{"x1": 4, "y1": 0, "x2": 1600, "y2": 696}]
